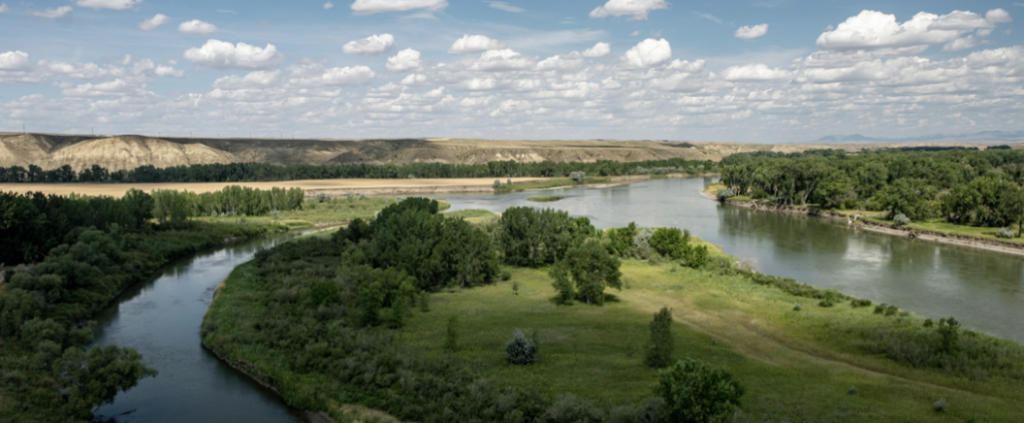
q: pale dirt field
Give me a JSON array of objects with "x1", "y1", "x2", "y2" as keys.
[{"x1": 0, "y1": 177, "x2": 545, "y2": 198}]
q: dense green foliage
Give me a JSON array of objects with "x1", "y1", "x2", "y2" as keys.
[
  {"x1": 0, "y1": 158, "x2": 716, "y2": 183},
  {"x1": 497, "y1": 207, "x2": 596, "y2": 267},
  {"x1": 644, "y1": 308, "x2": 674, "y2": 368},
  {"x1": 336, "y1": 198, "x2": 499, "y2": 290},
  {"x1": 654, "y1": 359, "x2": 744, "y2": 423},
  {"x1": 151, "y1": 185, "x2": 304, "y2": 222},
  {"x1": 0, "y1": 189, "x2": 153, "y2": 264},
  {"x1": 0, "y1": 213, "x2": 282, "y2": 421},
  {"x1": 720, "y1": 148, "x2": 1024, "y2": 228},
  {"x1": 505, "y1": 329, "x2": 539, "y2": 365},
  {"x1": 549, "y1": 241, "x2": 623, "y2": 305}
]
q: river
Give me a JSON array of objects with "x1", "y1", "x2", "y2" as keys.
[
  {"x1": 89, "y1": 177, "x2": 1024, "y2": 422},
  {"x1": 90, "y1": 232, "x2": 308, "y2": 423},
  {"x1": 435, "y1": 176, "x2": 1024, "y2": 344}
]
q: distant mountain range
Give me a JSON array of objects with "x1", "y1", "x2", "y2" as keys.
[{"x1": 814, "y1": 131, "x2": 1024, "y2": 144}]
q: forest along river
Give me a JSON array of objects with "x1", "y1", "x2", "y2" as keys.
[
  {"x1": 91, "y1": 231, "x2": 309, "y2": 423},
  {"x1": 435, "y1": 176, "x2": 1024, "y2": 344}
]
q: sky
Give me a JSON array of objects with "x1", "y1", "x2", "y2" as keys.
[{"x1": 0, "y1": 0, "x2": 1022, "y2": 142}]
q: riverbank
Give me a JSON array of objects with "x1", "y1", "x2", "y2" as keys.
[
  {"x1": 203, "y1": 215, "x2": 1024, "y2": 422},
  {"x1": 701, "y1": 183, "x2": 1024, "y2": 258}
]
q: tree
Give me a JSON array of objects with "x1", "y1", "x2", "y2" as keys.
[
  {"x1": 505, "y1": 329, "x2": 538, "y2": 365},
  {"x1": 549, "y1": 241, "x2": 622, "y2": 305},
  {"x1": 650, "y1": 228, "x2": 687, "y2": 259},
  {"x1": 654, "y1": 358, "x2": 744, "y2": 423},
  {"x1": 53, "y1": 345, "x2": 158, "y2": 418},
  {"x1": 644, "y1": 307, "x2": 674, "y2": 368}
]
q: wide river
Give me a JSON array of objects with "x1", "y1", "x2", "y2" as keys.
[{"x1": 91, "y1": 176, "x2": 1024, "y2": 422}]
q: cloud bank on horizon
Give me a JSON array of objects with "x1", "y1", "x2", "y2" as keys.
[{"x1": 0, "y1": 0, "x2": 1021, "y2": 142}]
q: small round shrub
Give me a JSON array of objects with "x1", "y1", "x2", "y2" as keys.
[
  {"x1": 885, "y1": 305, "x2": 899, "y2": 317},
  {"x1": 569, "y1": 171, "x2": 586, "y2": 183},
  {"x1": 505, "y1": 329, "x2": 538, "y2": 365},
  {"x1": 793, "y1": 303, "x2": 801, "y2": 311},
  {"x1": 933, "y1": 398, "x2": 947, "y2": 412},
  {"x1": 996, "y1": 227, "x2": 1015, "y2": 239},
  {"x1": 493, "y1": 179, "x2": 502, "y2": 188},
  {"x1": 850, "y1": 299, "x2": 872, "y2": 308},
  {"x1": 923, "y1": 318, "x2": 934, "y2": 328},
  {"x1": 315, "y1": 192, "x2": 329, "y2": 203},
  {"x1": 874, "y1": 303, "x2": 887, "y2": 314},
  {"x1": 893, "y1": 212, "x2": 911, "y2": 226},
  {"x1": 501, "y1": 269, "x2": 512, "y2": 281},
  {"x1": 848, "y1": 386, "x2": 857, "y2": 395}
]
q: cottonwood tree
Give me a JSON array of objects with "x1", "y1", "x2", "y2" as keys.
[
  {"x1": 655, "y1": 358, "x2": 744, "y2": 423},
  {"x1": 550, "y1": 240, "x2": 622, "y2": 305}
]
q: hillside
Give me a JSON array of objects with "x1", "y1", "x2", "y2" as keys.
[{"x1": 0, "y1": 132, "x2": 1020, "y2": 171}]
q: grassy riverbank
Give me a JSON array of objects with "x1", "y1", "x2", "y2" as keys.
[
  {"x1": 494, "y1": 177, "x2": 610, "y2": 193},
  {"x1": 204, "y1": 225, "x2": 1024, "y2": 422},
  {"x1": 527, "y1": 196, "x2": 565, "y2": 202}
]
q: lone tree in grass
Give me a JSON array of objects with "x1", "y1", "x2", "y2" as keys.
[
  {"x1": 549, "y1": 241, "x2": 622, "y2": 305},
  {"x1": 505, "y1": 329, "x2": 538, "y2": 365},
  {"x1": 645, "y1": 307, "x2": 674, "y2": 368},
  {"x1": 655, "y1": 358, "x2": 744, "y2": 423}
]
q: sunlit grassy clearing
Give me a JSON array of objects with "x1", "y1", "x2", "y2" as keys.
[{"x1": 398, "y1": 256, "x2": 1023, "y2": 422}]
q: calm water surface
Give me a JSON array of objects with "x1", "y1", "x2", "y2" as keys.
[
  {"x1": 435, "y1": 177, "x2": 1024, "y2": 343},
  {"x1": 91, "y1": 233, "x2": 308, "y2": 423},
  {"x1": 90, "y1": 178, "x2": 1024, "y2": 422}
]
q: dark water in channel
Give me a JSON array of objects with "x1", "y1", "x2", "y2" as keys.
[
  {"x1": 435, "y1": 177, "x2": 1024, "y2": 344},
  {"x1": 89, "y1": 177, "x2": 1024, "y2": 422},
  {"x1": 90, "y1": 232, "x2": 308, "y2": 423}
]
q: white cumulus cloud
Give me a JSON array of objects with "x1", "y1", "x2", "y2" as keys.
[
  {"x1": 721, "y1": 63, "x2": 791, "y2": 81},
  {"x1": 386, "y1": 48, "x2": 421, "y2": 72},
  {"x1": 74, "y1": 0, "x2": 141, "y2": 10},
  {"x1": 350, "y1": 0, "x2": 447, "y2": 15},
  {"x1": 624, "y1": 38, "x2": 671, "y2": 67},
  {"x1": 179, "y1": 20, "x2": 219, "y2": 35},
  {"x1": 323, "y1": 2, "x2": 334, "y2": 9},
  {"x1": 590, "y1": 0, "x2": 668, "y2": 20},
  {"x1": 213, "y1": 70, "x2": 281, "y2": 89},
  {"x1": 287, "y1": 63, "x2": 375, "y2": 87},
  {"x1": 472, "y1": 49, "x2": 536, "y2": 71},
  {"x1": 817, "y1": 9, "x2": 1012, "y2": 52},
  {"x1": 0, "y1": 4, "x2": 8, "y2": 13},
  {"x1": 154, "y1": 65, "x2": 184, "y2": 78},
  {"x1": 184, "y1": 40, "x2": 284, "y2": 70},
  {"x1": 735, "y1": 24, "x2": 769, "y2": 40},
  {"x1": 139, "y1": 14, "x2": 170, "y2": 31},
  {"x1": 0, "y1": 51, "x2": 31, "y2": 70},
  {"x1": 27, "y1": 6, "x2": 73, "y2": 18},
  {"x1": 343, "y1": 33, "x2": 396, "y2": 55},
  {"x1": 582, "y1": 42, "x2": 611, "y2": 57},
  {"x1": 448, "y1": 34, "x2": 507, "y2": 54}
]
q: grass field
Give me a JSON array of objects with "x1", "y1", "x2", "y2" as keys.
[
  {"x1": 190, "y1": 196, "x2": 443, "y2": 228},
  {"x1": 526, "y1": 196, "x2": 565, "y2": 202},
  {"x1": 443, "y1": 208, "x2": 500, "y2": 224},
  {"x1": 207, "y1": 231, "x2": 1024, "y2": 422},
  {"x1": 495, "y1": 177, "x2": 610, "y2": 193}
]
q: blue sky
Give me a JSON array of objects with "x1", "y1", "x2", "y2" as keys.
[{"x1": 1, "y1": 0, "x2": 1022, "y2": 142}]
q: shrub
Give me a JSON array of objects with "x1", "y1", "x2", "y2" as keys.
[
  {"x1": 633, "y1": 227, "x2": 655, "y2": 250},
  {"x1": 501, "y1": 269, "x2": 512, "y2": 281},
  {"x1": 933, "y1": 398, "x2": 947, "y2": 412},
  {"x1": 874, "y1": 303, "x2": 887, "y2": 314},
  {"x1": 848, "y1": 386, "x2": 857, "y2": 395},
  {"x1": 893, "y1": 212, "x2": 911, "y2": 226},
  {"x1": 549, "y1": 241, "x2": 622, "y2": 305},
  {"x1": 850, "y1": 298, "x2": 872, "y2": 308},
  {"x1": 443, "y1": 316, "x2": 458, "y2": 352},
  {"x1": 315, "y1": 192, "x2": 329, "y2": 203},
  {"x1": 683, "y1": 244, "x2": 708, "y2": 269},
  {"x1": 505, "y1": 329, "x2": 538, "y2": 365},
  {"x1": 716, "y1": 188, "x2": 735, "y2": 201},
  {"x1": 818, "y1": 288, "x2": 840, "y2": 307},
  {"x1": 996, "y1": 227, "x2": 1015, "y2": 239},
  {"x1": 644, "y1": 307, "x2": 674, "y2": 368},
  {"x1": 569, "y1": 171, "x2": 586, "y2": 183},
  {"x1": 655, "y1": 358, "x2": 744, "y2": 423},
  {"x1": 923, "y1": 318, "x2": 934, "y2": 328},
  {"x1": 885, "y1": 305, "x2": 899, "y2": 317},
  {"x1": 649, "y1": 228, "x2": 686, "y2": 260},
  {"x1": 507, "y1": 178, "x2": 512, "y2": 185},
  {"x1": 512, "y1": 281, "x2": 519, "y2": 296},
  {"x1": 937, "y1": 317, "x2": 960, "y2": 354},
  {"x1": 793, "y1": 303, "x2": 801, "y2": 311},
  {"x1": 419, "y1": 290, "x2": 430, "y2": 312},
  {"x1": 493, "y1": 179, "x2": 502, "y2": 188}
]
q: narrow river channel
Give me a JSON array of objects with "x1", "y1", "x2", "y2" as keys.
[
  {"x1": 90, "y1": 232, "x2": 308, "y2": 423},
  {"x1": 436, "y1": 176, "x2": 1024, "y2": 344}
]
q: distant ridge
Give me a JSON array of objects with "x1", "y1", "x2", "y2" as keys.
[{"x1": 814, "y1": 130, "x2": 1024, "y2": 144}]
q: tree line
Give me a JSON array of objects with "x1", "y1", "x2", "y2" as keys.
[
  {"x1": 0, "y1": 158, "x2": 716, "y2": 183},
  {"x1": 719, "y1": 148, "x2": 1024, "y2": 232},
  {"x1": 1, "y1": 186, "x2": 304, "y2": 265}
]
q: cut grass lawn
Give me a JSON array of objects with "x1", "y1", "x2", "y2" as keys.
[
  {"x1": 208, "y1": 235, "x2": 1024, "y2": 422},
  {"x1": 526, "y1": 196, "x2": 565, "y2": 202}
]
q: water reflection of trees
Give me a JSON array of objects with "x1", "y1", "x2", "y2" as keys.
[{"x1": 717, "y1": 206, "x2": 849, "y2": 255}]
